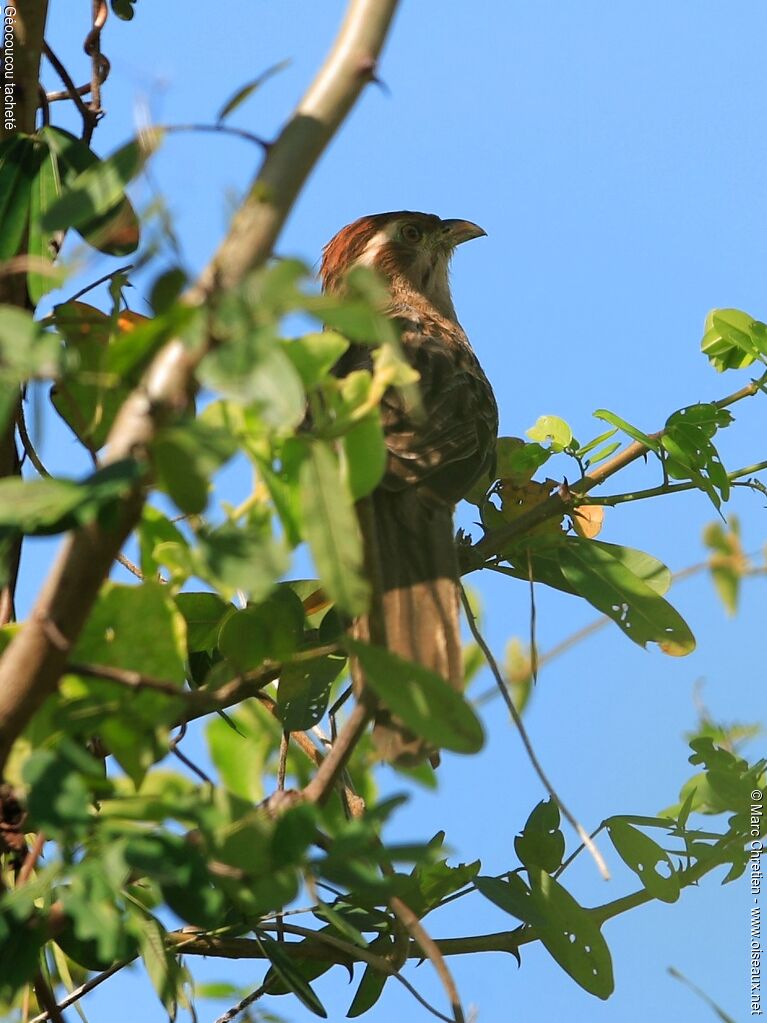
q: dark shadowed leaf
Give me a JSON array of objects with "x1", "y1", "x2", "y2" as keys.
[
  {"x1": 41, "y1": 129, "x2": 160, "y2": 236},
  {"x1": 277, "y1": 653, "x2": 346, "y2": 730},
  {"x1": 255, "y1": 932, "x2": 328, "y2": 1017},
  {"x1": 606, "y1": 818, "x2": 680, "y2": 903},
  {"x1": 515, "y1": 798, "x2": 565, "y2": 873},
  {"x1": 528, "y1": 867, "x2": 614, "y2": 999},
  {"x1": 474, "y1": 873, "x2": 545, "y2": 926}
]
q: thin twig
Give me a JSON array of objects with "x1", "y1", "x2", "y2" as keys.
[
  {"x1": 212, "y1": 982, "x2": 270, "y2": 1023},
  {"x1": 162, "y1": 123, "x2": 270, "y2": 149},
  {"x1": 301, "y1": 701, "x2": 372, "y2": 805},
  {"x1": 169, "y1": 724, "x2": 213, "y2": 785},
  {"x1": 16, "y1": 404, "x2": 51, "y2": 479},
  {"x1": 115, "y1": 553, "x2": 143, "y2": 580},
  {"x1": 17, "y1": 831, "x2": 46, "y2": 884},
  {"x1": 390, "y1": 896, "x2": 465, "y2": 1023},
  {"x1": 28, "y1": 960, "x2": 130, "y2": 1023},
  {"x1": 42, "y1": 41, "x2": 92, "y2": 124},
  {"x1": 65, "y1": 264, "x2": 133, "y2": 304},
  {"x1": 83, "y1": 0, "x2": 108, "y2": 145},
  {"x1": 459, "y1": 585, "x2": 610, "y2": 880},
  {"x1": 32, "y1": 973, "x2": 66, "y2": 1023}
]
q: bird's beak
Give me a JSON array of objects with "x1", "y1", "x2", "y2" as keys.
[{"x1": 441, "y1": 218, "x2": 487, "y2": 246}]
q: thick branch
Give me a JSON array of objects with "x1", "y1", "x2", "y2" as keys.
[{"x1": 0, "y1": 0, "x2": 401, "y2": 775}]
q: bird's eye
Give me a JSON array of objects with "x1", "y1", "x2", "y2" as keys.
[{"x1": 400, "y1": 223, "x2": 422, "y2": 243}]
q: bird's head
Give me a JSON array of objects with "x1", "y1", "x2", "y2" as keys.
[{"x1": 320, "y1": 211, "x2": 486, "y2": 320}]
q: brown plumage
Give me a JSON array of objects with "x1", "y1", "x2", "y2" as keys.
[{"x1": 321, "y1": 212, "x2": 498, "y2": 764}]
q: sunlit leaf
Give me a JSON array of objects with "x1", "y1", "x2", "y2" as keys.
[{"x1": 347, "y1": 639, "x2": 484, "y2": 754}]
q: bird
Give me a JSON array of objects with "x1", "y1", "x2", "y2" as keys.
[{"x1": 320, "y1": 212, "x2": 498, "y2": 764}]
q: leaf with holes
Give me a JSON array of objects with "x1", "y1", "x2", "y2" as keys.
[
  {"x1": 606, "y1": 817, "x2": 681, "y2": 903},
  {"x1": 277, "y1": 653, "x2": 346, "y2": 731},
  {"x1": 528, "y1": 867, "x2": 614, "y2": 999},
  {"x1": 662, "y1": 403, "x2": 733, "y2": 511},
  {"x1": 557, "y1": 537, "x2": 695, "y2": 655},
  {"x1": 526, "y1": 414, "x2": 572, "y2": 451}
]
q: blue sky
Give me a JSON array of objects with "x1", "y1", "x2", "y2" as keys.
[{"x1": 22, "y1": 1, "x2": 767, "y2": 1020}]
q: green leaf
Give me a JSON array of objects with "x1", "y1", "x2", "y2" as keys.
[
  {"x1": 254, "y1": 932, "x2": 327, "y2": 1017},
  {"x1": 606, "y1": 818, "x2": 681, "y2": 903},
  {"x1": 526, "y1": 415, "x2": 572, "y2": 451},
  {"x1": 703, "y1": 518, "x2": 743, "y2": 615},
  {"x1": 217, "y1": 60, "x2": 290, "y2": 122},
  {"x1": 195, "y1": 520, "x2": 287, "y2": 602},
  {"x1": 50, "y1": 302, "x2": 126, "y2": 449},
  {"x1": 153, "y1": 419, "x2": 238, "y2": 514},
  {"x1": 111, "y1": 0, "x2": 138, "y2": 20},
  {"x1": 662, "y1": 403, "x2": 733, "y2": 511},
  {"x1": 0, "y1": 304, "x2": 61, "y2": 379},
  {"x1": 207, "y1": 702, "x2": 277, "y2": 802},
  {"x1": 405, "y1": 857, "x2": 481, "y2": 917},
  {"x1": 149, "y1": 267, "x2": 187, "y2": 313},
  {"x1": 474, "y1": 873, "x2": 545, "y2": 926},
  {"x1": 556, "y1": 537, "x2": 695, "y2": 655},
  {"x1": 69, "y1": 581, "x2": 187, "y2": 782},
  {"x1": 200, "y1": 322, "x2": 305, "y2": 431},
  {"x1": 277, "y1": 653, "x2": 346, "y2": 731},
  {"x1": 176, "y1": 591, "x2": 232, "y2": 653},
  {"x1": 575, "y1": 427, "x2": 618, "y2": 458},
  {"x1": 41, "y1": 130, "x2": 161, "y2": 235},
  {"x1": 217, "y1": 592, "x2": 303, "y2": 671},
  {"x1": 514, "y1": 798, "x2": 565, "y2": 873},
  {"x1": 138, "y1": 505, "x2": 187, "y2": 577},
  {"x1": 342, "y1": 412, "x2": 387, "y2": 500},
  {"x1": 0, "y1": 135, "x2": 42, "y2": 260},
  {"x1": 0, "y1": 460, "x2": 142, "y2": 536},
  {"x1": 592, "y1": 409, "x2": 659, "y2": 452},
  {"x1": 131, "y1": 911, "x2": 183, "y2": 1014},
  {"x1": 702, "y1": 308, "x2": 767, "y2": 372},
  {"x1": 528, "y1": 867, "x2": 614, "y2": 999},
  {"x1": 347, "y1": 639, "x2": 484, "y2": 755},
  {"x1": 27, "y1": 136, "x2": 61, "y2": 303},
  {"x1": 0, "y1": 910, "x2": 46, "y2": 999},
  {"x1": 347, "y1": 937, "x2": 392, "y2": 1016},
  {"x1": 299, "y1": 439, "x2": 369, "y2": 615},
  {"x1": 42, "y1": 126, "x2": 140, "y2": 254},
  {"x1": 22, "y1": 747, "x2": 99, "y2": 839},
  {"x1": 283, "y1": 330, "x2": 348, "y2": 388}
]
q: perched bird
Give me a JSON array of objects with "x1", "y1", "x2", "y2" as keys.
[{"x1": 321, "y1": 212, "x2": 498, "y2": 764}]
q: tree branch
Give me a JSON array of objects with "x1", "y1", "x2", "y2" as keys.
[
  {"x1": 465, "y1": 370, "x2": 767, "y2": 569},
  {"x1": 0, "y1": 0, "x2": 401, "y2": 775}
]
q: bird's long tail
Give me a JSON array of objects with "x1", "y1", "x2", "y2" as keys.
[{"x1": 355, "y1": 487, "x2": 462, "y2": 765}]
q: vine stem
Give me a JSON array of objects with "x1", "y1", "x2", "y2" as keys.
[{"x1": 459, "y1": 585, "x2": 610, "y2": 880}]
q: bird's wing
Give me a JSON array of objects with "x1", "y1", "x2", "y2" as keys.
[{"x1": 380, "y1": 321, "x2": 498, "y2": 503}]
